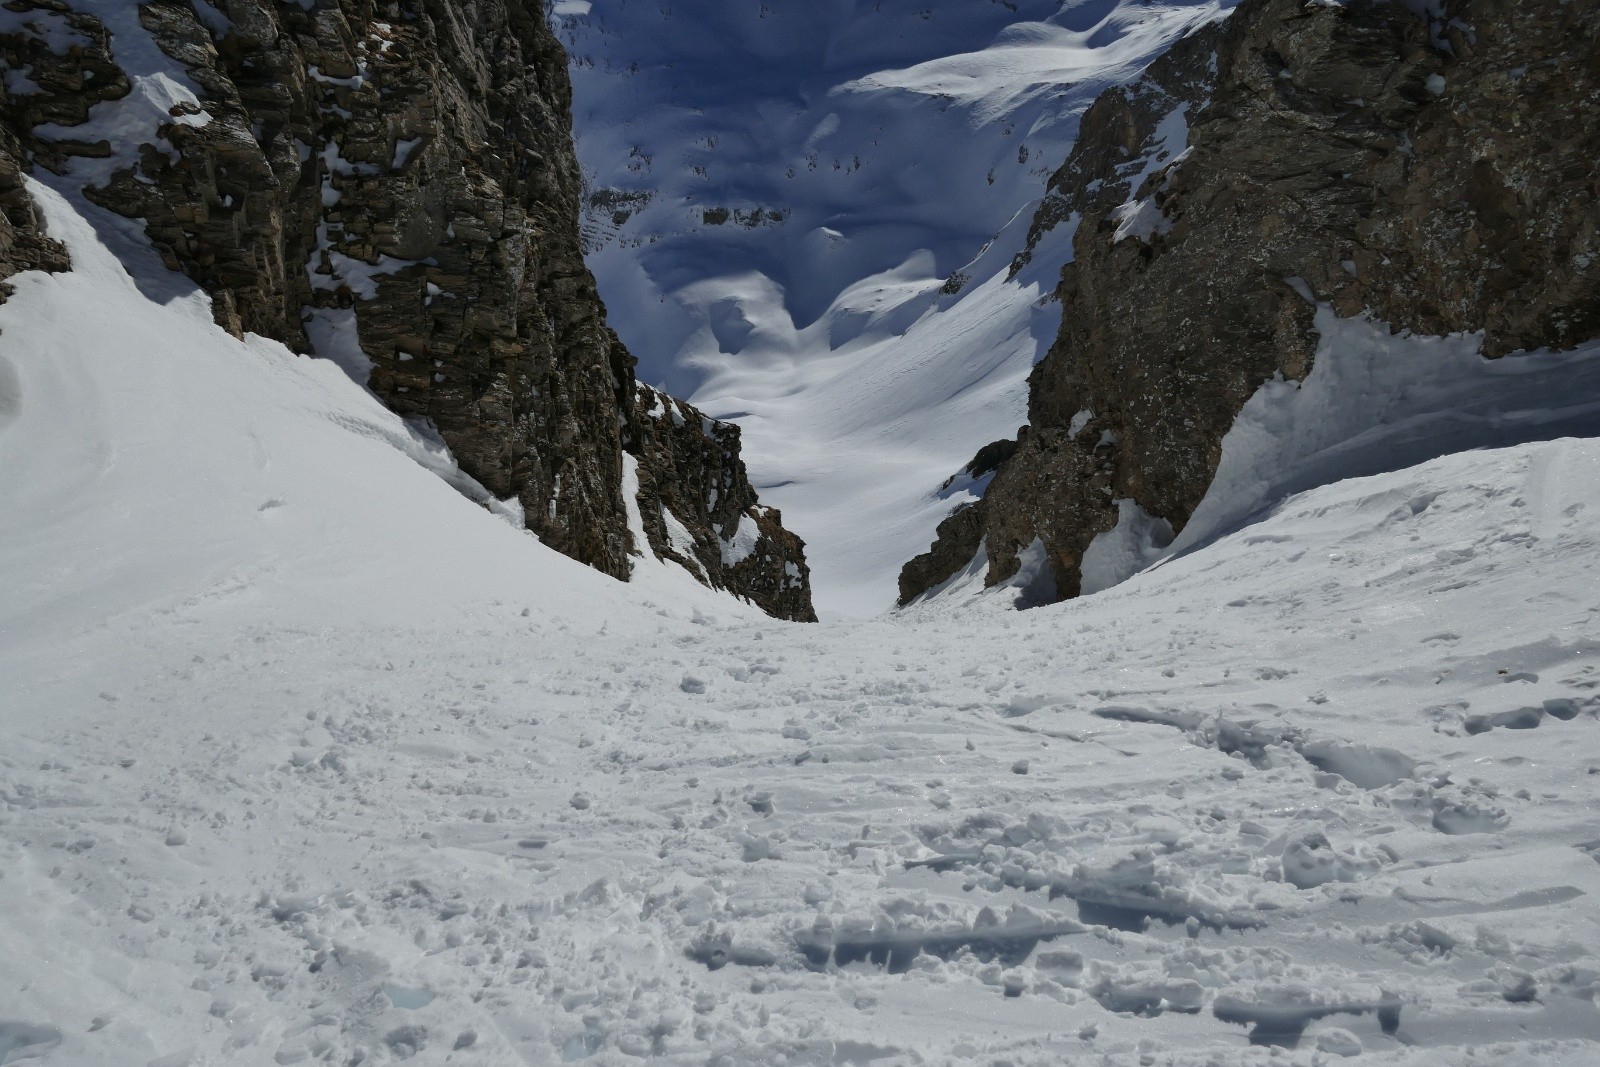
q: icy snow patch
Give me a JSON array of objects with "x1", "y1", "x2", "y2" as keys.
[
  {"x1": 717, "y1": 513, "x2": 762, "y2": 567},
  {"x1": 302, "y1": 305, "x2": 371, "y2": 384},
  {"x1": 1109, "y1": 105, "x2": 1190, "y2": 245},
  {"x1": 0, "y1": 8, "x2": 87, "y2": 55},
  {"x1": 1074, "y1": 308, "x2": 1600, "y2": 598},
  {"x1": 1080, "y1": 499, "x2": 1175, "y2": 596},
  {"x1": 1006, "y1": 537, "x2": 1058, "y2": 609},
  {"x1": 620, "y1": 452, "x2": 649, "y2": 566},
  {"x1": 28, "y1": 1, "x2": 211, "y2": 188},
  {"x1": 662, "y1": 506, "x2": 707, "y2": 579}
]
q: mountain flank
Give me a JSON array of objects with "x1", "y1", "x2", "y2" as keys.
[
  {"x1": 0, "y1": 0, "x2": 814, "y2": 621},
  {"x1": 902, "y1": 0, "x2": 1598, "y2": 606}
]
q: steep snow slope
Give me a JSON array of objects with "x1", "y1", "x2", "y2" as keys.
[
  {"x1": 4, "y1": 183, "x2": 1599, "y2": 1065},
  {"x1": 556, "y1": 0, "x2": 1237, "y2": 616},
  {"x1": 0, "y1": 178, "x2": 746, "y2": 660}
]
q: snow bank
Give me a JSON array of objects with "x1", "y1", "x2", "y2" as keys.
[{"x1": 1168, "y1": 309, "x2": 1600, "y2": 565}]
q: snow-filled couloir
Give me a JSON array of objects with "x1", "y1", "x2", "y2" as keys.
[
  {"x1": 557, "y1": 0, "x2": 1239, "y2": 616},
  {"x1": 3, "y1": 172, "x2": 1599, "y2": 1066}
]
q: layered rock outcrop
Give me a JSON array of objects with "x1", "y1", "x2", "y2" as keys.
[
  {"x1": 0, "y1": 0, "x2": 813, "y2": 619},
  {"x1": 901, "y1": 0, "x2": 1599, "y2": 605}
]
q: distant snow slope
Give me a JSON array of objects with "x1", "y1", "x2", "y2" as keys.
[
  {"x1": 4, "y1": 178, "x2": 1599, "y2": 1066},
  {"x1": 556, "y1": 0, "x2": 1237, "y2": 616}
]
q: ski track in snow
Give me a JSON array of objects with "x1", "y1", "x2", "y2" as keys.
[
  {"x1": 5, "y1": 438, "x2": 1600, "y2": 1067},
  {"x1": 3, "y1": 181, "x2": 1600, "y2": 1066}
]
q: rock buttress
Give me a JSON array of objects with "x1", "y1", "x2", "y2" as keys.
[
  {"x1": 631, "y1": 385, "x2": 816, "y2": 623},
  {"x1": 0, "y1": 125, "x2": 68, "y2": 295}
]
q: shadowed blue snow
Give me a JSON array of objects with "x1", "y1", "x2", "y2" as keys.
[{"x1": 558, "y1": 0, "x2": 1238, "y2": 615}]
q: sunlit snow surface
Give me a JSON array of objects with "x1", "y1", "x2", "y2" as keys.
[
  {"x1": 3, "y1": 181, "x2": 1600, "y2": 1065},
  {"x1": 558, "y1": 0, "x2": 1238, "y2": 616}
]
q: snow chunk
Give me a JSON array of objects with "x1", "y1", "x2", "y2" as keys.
[{"x1": 392, "y1": 136, "x2": 424, "y2": 170}]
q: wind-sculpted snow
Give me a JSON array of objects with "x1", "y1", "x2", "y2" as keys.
[
  {"x1": 1054, "y1": 311, "x2": 1600, "y2": 599},
  {"x1": 3, "y1": 179, "x2": 1599, "y2": 1065},
  {"x1": 556, "y1": 0, "x2": 1237, "y2": 615}
]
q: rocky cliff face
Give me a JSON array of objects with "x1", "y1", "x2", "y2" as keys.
[
  {"x1": 631, "y1": 385, "x2": 815, "y2": 622},
  {"x1": 901, "y1": 0, "x2": 1599, "y2": 606},
  {"x1": 0, "y1": 0, "x2": 813, "y2": 620},
  {"x1": 0, "y1": 121, "x2": 68, "y2": 293}
]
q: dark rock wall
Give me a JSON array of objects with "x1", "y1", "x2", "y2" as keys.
[
  {"x1": 0, "y1": 0, "x2": 814, "y2": 620},
  {"x1": 901, "y1": 0, "x2": 1599, "y2": 605},
  {"x1": 0, "y1": 6, "x2": 78, "y2": 294},
  {"x1": 0, "y1": 124, "x2": 68, "y2": 293},
  {"x1": 631, "y1": 385, "x2": 815, "y2": 622}
]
